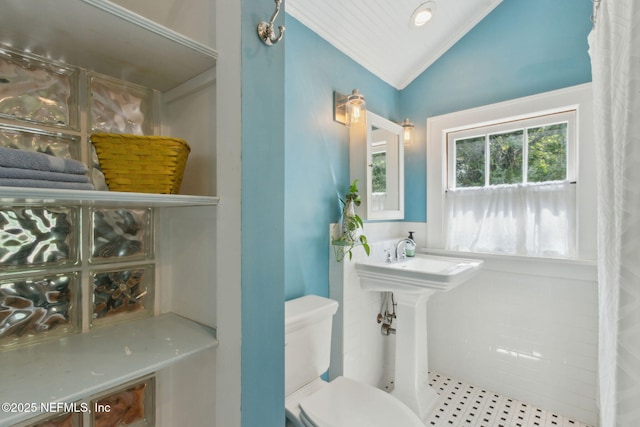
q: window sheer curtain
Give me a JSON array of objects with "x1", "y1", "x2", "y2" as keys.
[
  {"x1": 589, "y1": 1, "x2": 640, "y2": 425},
  {"x1": 445, "y1": 181, "x2": 575, "y2": 257}
]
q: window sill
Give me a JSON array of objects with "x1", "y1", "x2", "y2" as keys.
[{"x1": 420, "y1": 248, "x2": 597, "y2": 281}]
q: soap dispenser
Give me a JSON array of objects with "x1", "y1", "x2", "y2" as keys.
[{"x1": 406, "y1": 231, "x2": 416, "y2": 257}]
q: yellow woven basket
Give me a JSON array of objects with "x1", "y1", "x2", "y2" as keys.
[{"x1": 91, "y1": 133, "x2": 191, "y2": 194}]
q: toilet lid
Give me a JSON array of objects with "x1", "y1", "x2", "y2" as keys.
[{"x1": 298, "y1": 376, "x2": 424, "y2": 427}]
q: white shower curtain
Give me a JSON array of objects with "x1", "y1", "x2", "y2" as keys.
[{"x1": 589, "y1": 1, "x2": 640, "y2": 425}]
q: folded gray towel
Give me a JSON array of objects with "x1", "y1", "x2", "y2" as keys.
[
  {"x1": 0, "y1": 146, "x2": 88, "y2": 174},
  {"x1": 0, "y1": 178, "x2": 94, "y2": 190},
  {"x1": 0, "y1": 166, "x2": 90, "y2": 183}
]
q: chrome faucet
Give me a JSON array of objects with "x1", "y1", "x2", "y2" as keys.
[{"x1": 395, "y1": 238, "x2": 415, "y2": 261}]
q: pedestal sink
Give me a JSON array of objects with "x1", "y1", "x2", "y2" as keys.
[{"x1": 355, "y1": 253, "x2": 483, "y2": 419}]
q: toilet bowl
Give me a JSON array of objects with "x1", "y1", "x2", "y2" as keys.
[{"x1": 285, "y1": 295, "x2": 424, "y2": 427}]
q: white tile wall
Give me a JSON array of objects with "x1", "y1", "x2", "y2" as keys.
[
  {"x1": 426, "y1": 253, "x2": 598, "y2": 425},
  {"x1": 329, "y1": 221, "x2": 428, "y2": 388},
  {"x1": 329, "y1": 229, "x2": 397, "y2": 389},
  {"x1": 329, "y1": 223, "x2": 598, "y2": 426}
]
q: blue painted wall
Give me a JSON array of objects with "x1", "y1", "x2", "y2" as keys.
[
  {"x1": 282, "y1": 0, "x2": 592, "y2": 298},
  {"x1": 241, "y1": 0, "x2": 285, "y2": 425},
  {"x1": 400, "y1": 0, "x2": 593, "y2": 221},
  {"x1": 283, "y1": 15, "x2": 398, "y2": 299}
]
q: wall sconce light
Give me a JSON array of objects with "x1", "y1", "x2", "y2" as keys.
[
  {"x1": 401, "y1": 118, "x2": 415, "y2": 146},
  {"x1": 334, "y1": 89, "x2": 367, "y2": 126}
]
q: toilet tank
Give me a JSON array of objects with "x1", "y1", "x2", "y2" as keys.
[{"x1": 285, "y1": 295, "x2": 339, "y2": 397}]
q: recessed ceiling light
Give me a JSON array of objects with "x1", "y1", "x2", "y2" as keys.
[{"x1": 410, "y1": 1, "x2": 437, "y2": 28}]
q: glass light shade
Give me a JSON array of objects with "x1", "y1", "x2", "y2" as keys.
[
  {"x1": 402, "y1": 119, "x2": 415, "y2": 146},
  {"x1": 346, "y1": 89, "x2": 366, "y2": 125}
]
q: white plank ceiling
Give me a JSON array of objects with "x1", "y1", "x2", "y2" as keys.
[{"x1": 286, "y1": 0, "x2": 502, "y2": 89}]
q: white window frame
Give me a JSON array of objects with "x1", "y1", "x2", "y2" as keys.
[{"x1": 426, "y1": 83, "x2": 596, "y2": 259}]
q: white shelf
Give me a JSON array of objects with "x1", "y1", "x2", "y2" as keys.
[
  {"x1": 0, "y1": 313, "x2": 218, "y2": 426},
  {"x1": 0, "y1": 0, "x2": 218, "y2": 92},
  {"x1": 0, "y1": 186, "x2": 219, "y2": 208}
]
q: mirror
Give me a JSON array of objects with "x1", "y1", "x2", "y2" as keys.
[{"x1": 350, "y1": 111, "x2": 404, "y2": 220}]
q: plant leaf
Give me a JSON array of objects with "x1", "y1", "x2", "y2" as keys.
[{"x1": 362, "y1": 243, "x2": 371, "y2": 256}]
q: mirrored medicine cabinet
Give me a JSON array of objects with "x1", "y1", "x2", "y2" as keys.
[{"x1": 350, "y1": 111, "x2": 404, "y2": 220}]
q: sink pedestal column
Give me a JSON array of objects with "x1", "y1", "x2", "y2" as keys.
[{"x1": 391, "y1": 290, "x2": 439, "y2": 419}]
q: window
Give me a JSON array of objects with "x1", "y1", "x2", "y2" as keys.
[
  {"x1": 426, "y1": 85, "x2": 596, "y2": 260},
  {"x1": 445, "y1": 111, "x2": 577, "y2": 257},
  {"x1": 447, "y1": 111, "x2": 576, "y2": 189}
]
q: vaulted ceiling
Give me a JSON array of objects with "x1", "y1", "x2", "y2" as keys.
[{"x1": 286, "y1": 0, "x2": 503, "y2": 89}]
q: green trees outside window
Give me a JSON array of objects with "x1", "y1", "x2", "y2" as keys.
[
  {"x1": 454, "y1": 122, "x2": 567, "y2": 188},
  {"x1": 371, "y1": 152, "x2": 386, "y2": 193}
]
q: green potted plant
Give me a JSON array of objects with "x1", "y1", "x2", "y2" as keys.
[{"x1": 332, "y1": 179, "x2": 371, "y2": 261}]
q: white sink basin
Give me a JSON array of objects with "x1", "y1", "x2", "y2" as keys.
[{"x1": 355, "y1": 253, "x2": 483, "y2": 293}]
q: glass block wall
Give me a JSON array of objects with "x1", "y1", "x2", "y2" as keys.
[
  {"x1": 0, "y1": 46, "x2": 158, "y2": 351},
  {"x1": 12, "y1": 375, "x2": 155, "y2": 427}
]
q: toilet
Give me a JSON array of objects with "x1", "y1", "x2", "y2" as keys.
[{"x1": 285, "y1": 295, "x2": 425, "y2": 427}]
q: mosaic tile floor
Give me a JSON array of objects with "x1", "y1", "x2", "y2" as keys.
[{"x1": 424, "y1": 372, "x2": 592, "y2": 427}]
